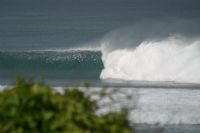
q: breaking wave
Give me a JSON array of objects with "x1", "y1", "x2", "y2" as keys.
[{"x1": 100, "y1": 26, "x2": 200, "y2": 83}]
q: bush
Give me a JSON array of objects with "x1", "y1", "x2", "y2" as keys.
[{"x1": 0, "y1": 78, "x2": 132, "y2": 133}]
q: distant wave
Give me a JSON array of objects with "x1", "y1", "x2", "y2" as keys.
[
  {"x1": 0, "y1": 46, "x2": 101, "y2": 53},
  {"x1": 28, "y1": 46, "x2": 101, "y2": 52}
]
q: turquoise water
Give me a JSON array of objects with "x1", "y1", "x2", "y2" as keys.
[{"x1": 0, "y1": 50, "x2": 103, "y2": 84}]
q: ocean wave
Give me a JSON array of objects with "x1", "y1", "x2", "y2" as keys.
[
  {"x1": 100, "y1": 31, "x2": 200, "y2": 83},
  {"x1": 0, "y1": 50, "x2": 103, "y2": 80},
  {"x1": 0, "y1": 46, "x2": 101, "y2": 53}
]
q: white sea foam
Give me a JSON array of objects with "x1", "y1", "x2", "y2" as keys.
[
  {"x1": 129, "y1": 88, "x2": 200, "y2": 124},
  {"x1": 100, "y1": 36, "x2": 200, "y2": 83},
  {"x1": 0, "y1": 85, "x2": 7, "y2": 91},
  {"x1": 1, "y1": 84, "x2": 200, "y2": 124},
  {"x1": 0, "y1": 46, "x2": 101, "y2": 53},
  {"x1": 26, "y1": 46, "x2": 101, "y2": 52},
  {"x1": 83, "y1": 87, "x2": 200, "y2": 125}
]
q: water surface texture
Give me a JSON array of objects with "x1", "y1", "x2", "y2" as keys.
[{"x1": 1, "y1": 0, "x2": 200, "y2": 132}]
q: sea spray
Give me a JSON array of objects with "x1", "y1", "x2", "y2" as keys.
[{"x1": 100, "y1": 36, "x2": 200, "y2": 83}]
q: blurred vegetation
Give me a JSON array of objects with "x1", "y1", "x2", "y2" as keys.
[{"x1": 0, "y1": 77, "x2": 132, "y2": 133}]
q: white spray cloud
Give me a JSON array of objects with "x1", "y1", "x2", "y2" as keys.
[{"x1": 100, "y1": 36, "x2": 200, "y2": 83}]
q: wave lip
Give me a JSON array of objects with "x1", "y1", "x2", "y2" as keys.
[{"x1": 100, "y1": 36, "x2": 200, "y2": 83}]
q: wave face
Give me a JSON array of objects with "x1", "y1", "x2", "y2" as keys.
[
  {"x1": 100, "y1": 36, "x2": 200, "y2": 83},
  {"x1": 0, "y1": 50, "x2": 103, "y2": 83}
]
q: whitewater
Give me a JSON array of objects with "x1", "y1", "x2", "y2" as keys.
[{"x1": 100, "y1": 36, "x2": 200, "y2": 83}]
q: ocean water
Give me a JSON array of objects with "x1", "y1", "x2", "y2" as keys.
[
  {"x1": 85, "y1": 87, "x2": 200, "y2": 132},
  {"x1": 0, "y1": 50, "x2": 103, "y2": 84},
  {"x1": 1, "y1": 0, "x2": 200, "y2": 132}
]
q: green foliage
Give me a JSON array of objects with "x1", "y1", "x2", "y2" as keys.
[{"x1": 0, "y1": 78, "x2": 132, "y2": 133}]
